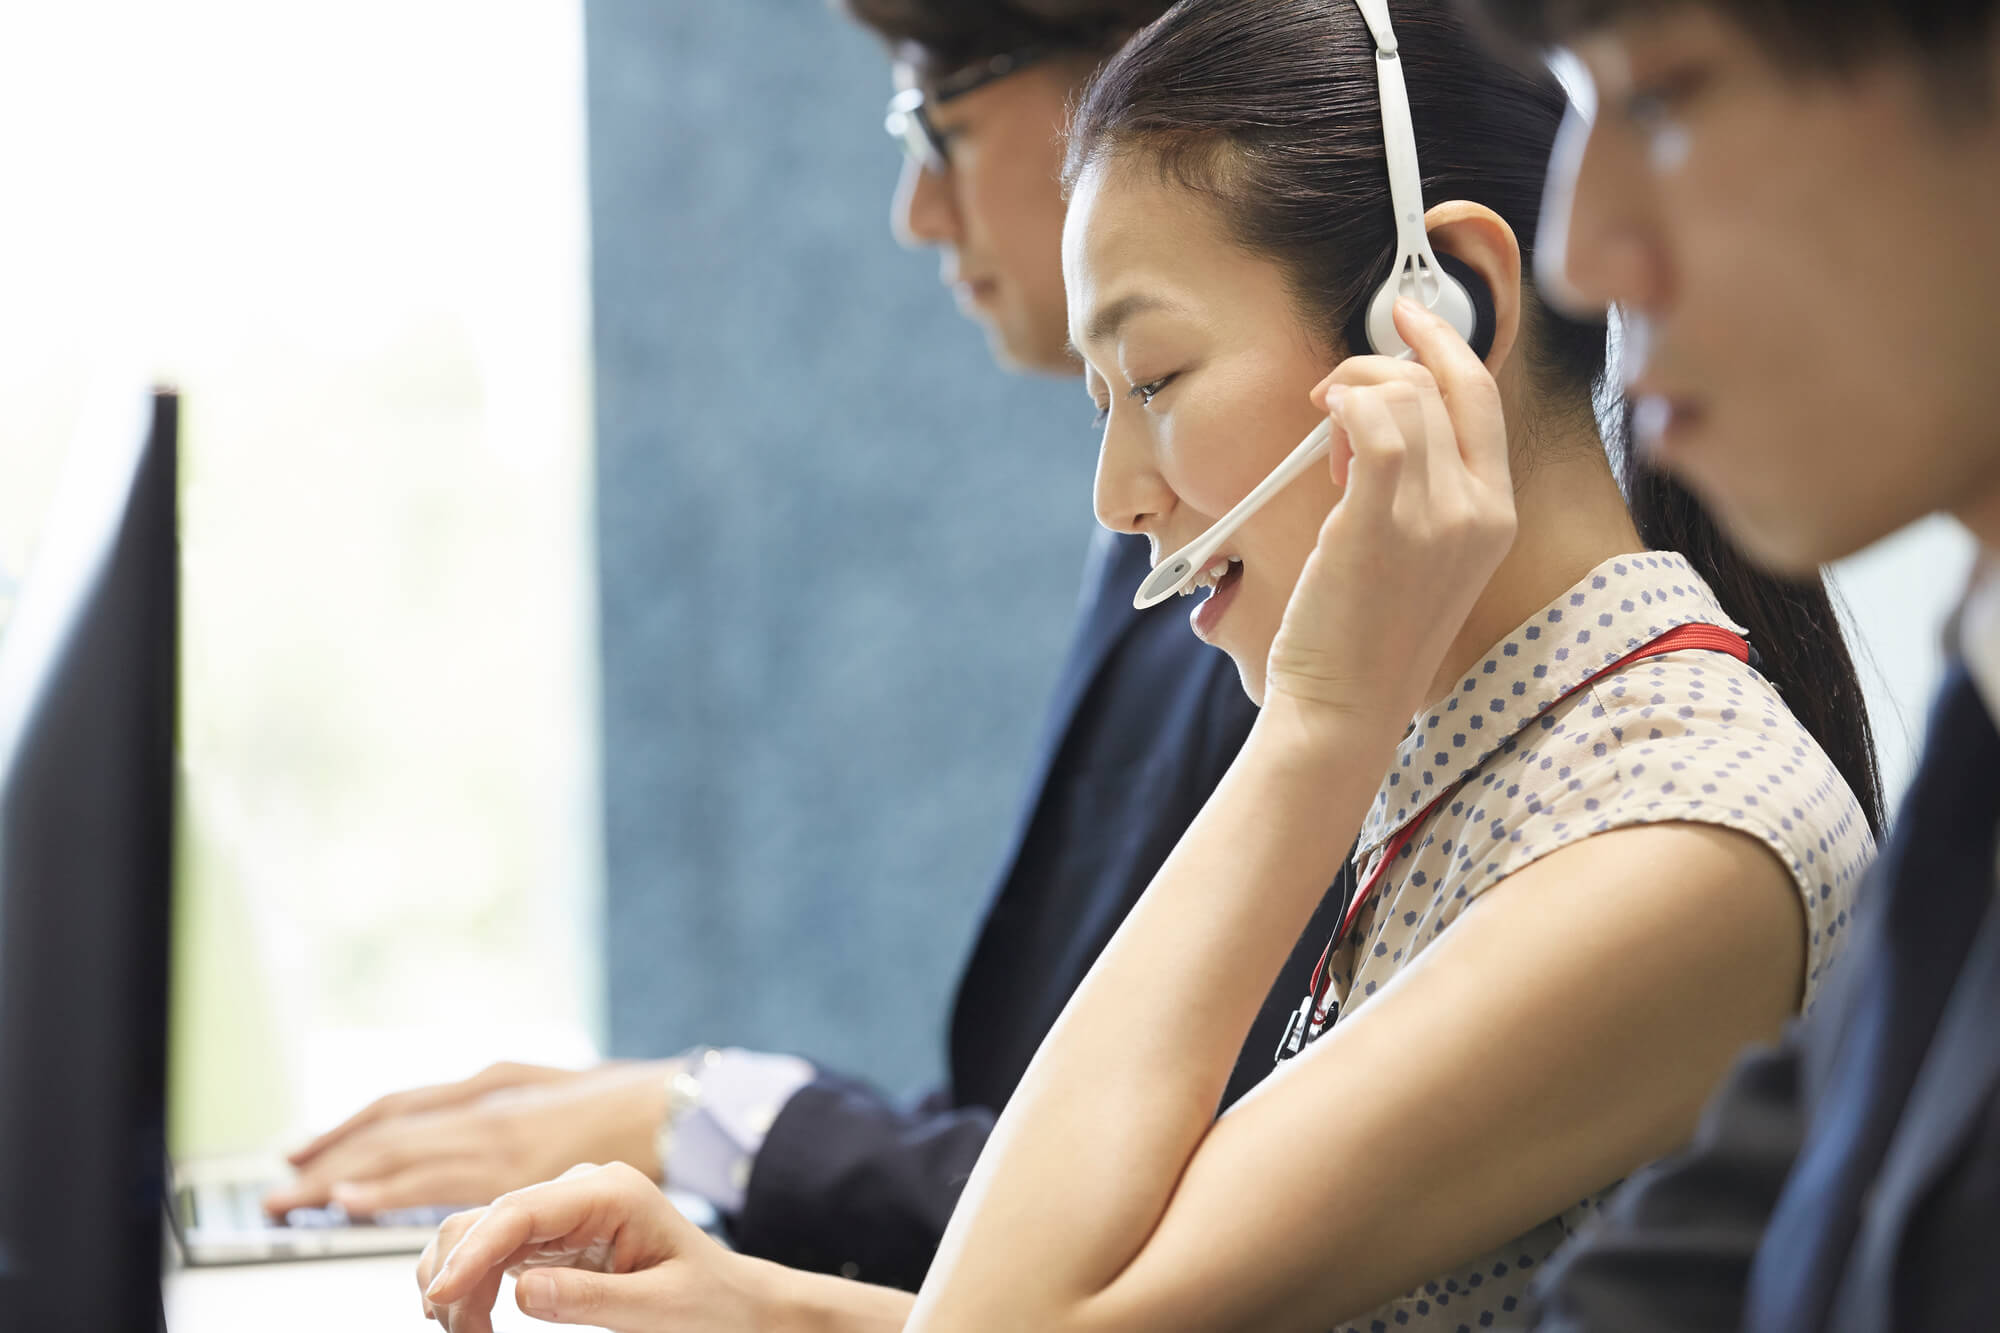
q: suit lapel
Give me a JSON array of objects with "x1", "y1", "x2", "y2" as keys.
[
  {"x1": 1829, "y1": 671, "x2": 2000, "y2": 1333},
  {"x1": 1746, "y1": 668, "x2": 2000, "y2": 1333},
  {"x1": 944, "y1": 529, "x2": 1152, "y2": 1085},
  {"x1": 1833, "y1": 894, "x2": 2000, "y2": 1333},
  {"x1": 1041, "y1": 529, "x2": 1152, "y2": 758},
  {"x1": 989, "y1": 529, "x2": 1151, "y2": 868}
]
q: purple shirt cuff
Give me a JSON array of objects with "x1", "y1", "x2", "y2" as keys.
[{"x1": 665, "y1": 1048, "x2": 815, "y2": 1215}]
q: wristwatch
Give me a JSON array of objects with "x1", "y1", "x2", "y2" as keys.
[{"x1": 654, "y1": 1045, "x2": 722, "y2": 1185}]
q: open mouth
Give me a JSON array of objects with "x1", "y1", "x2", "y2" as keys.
[{"x1": 1187, "y1": 556, "x2": 1244, "y2": 642}]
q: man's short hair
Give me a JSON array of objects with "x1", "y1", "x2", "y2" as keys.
[
  {"x1": 1470, "y1": 0, "x2": 1998, "y2": 84},
  {"x1": 836, "y1": 0, "x2": 1173, "y2": 84}
]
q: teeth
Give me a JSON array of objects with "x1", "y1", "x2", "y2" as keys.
[{"x1": 1180, "y1": 556, "x2": 1242, "y2": 596}]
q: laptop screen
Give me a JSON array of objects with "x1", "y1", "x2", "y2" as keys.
[{"x1": 0, "y1": 389, "x2": 178, "y2": 1328}]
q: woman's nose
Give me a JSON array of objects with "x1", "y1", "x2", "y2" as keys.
[{"x1": 1093, "y1": 418, "x2": 1172, "y2": 539}]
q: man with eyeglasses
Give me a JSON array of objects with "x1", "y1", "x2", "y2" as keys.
[{"x1": 273, "y1": 0, "x2": 1348, "y2": 1294}]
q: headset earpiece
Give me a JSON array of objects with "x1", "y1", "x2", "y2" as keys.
[
  {"x1": 1342, "y1": 250, "x2": 1496, "y2": 363},
  {"x1": 1343, "y1": 0, "x2": 1500, "y2": 366}
]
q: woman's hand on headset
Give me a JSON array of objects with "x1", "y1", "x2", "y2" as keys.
[{"x1": 1265, "y1": 296, "x2": 1516, "y2": 728}]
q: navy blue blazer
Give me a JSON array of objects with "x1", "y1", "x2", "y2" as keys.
[
  {"x1": 1527, "y1": 664, "x2": 2000, "y2": 1333},
  {"x1": 731, "y1": 529, "x2": 1353, "y2": 1290}
]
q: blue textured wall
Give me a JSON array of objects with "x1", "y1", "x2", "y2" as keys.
[{"x1": 586, "y1": 1, "x2": 1097, "y2": 1093}]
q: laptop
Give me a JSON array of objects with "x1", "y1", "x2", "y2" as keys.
[
  {"x1": 169, "y1": 1155, "x2": 720, "y2": 1266},
  {"x1": 168, "y1": 1155, "x2": 461, "y2": 1265}
]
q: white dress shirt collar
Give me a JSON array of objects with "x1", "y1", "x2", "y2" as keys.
[{"x1": 1962, "y1": 550, "x2": 2000, "y2": 728}]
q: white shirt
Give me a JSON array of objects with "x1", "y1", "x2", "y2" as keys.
[{"x1": 1961, "y1": 551, "x2": 2000, "y2": 726}]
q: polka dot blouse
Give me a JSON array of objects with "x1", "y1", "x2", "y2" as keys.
[{"x1": 1323, "y1": 552, "x2": 1874, "y2": 1333}]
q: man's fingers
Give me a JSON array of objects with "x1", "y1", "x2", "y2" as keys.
[
  {"x1": 290, "y1": 1073, "x2": 498, "y2": 1166},
  {"x1": 331, "y1": 1161, "x2": 490, "y2": 1217},
  {"x1": 292, "y1": 1064, "x2": 555, "y2": 1167},
  {"x1": 287, "y1": 1094, "x2": 402, "y2": 1166},
  {"x1": 267, "y1": 1128, "x2": 437, "y2": 1214}
]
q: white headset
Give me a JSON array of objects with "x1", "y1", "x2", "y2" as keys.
[
  {"x1": 1348, "y1": 0, "x2": 1486, "y2": 359},
  {"x1": 1132, "y1": 0, "x2": 1494, "y2": 610}
]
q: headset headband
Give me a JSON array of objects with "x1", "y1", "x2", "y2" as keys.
[
  {"x1": 1353, "y1": 0, "x2": 1443, "y2": 288},
  {"x1": 1346, "y1": 0, "x2": 1488, "y2": 358}
]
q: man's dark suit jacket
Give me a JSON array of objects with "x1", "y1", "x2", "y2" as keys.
[
  {"x1": 1528, "y1": 664, "x2": 2000, "y2": 1333},
  {"x1": 728, "y1": 529, "x2": 1353, "y2": 1291}
]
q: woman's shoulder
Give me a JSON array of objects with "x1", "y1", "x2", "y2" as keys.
[
  {"x1": 1573, "y1": 648, "x2": 1857, "y2": 842},
  {"x1": 1532, "y1": 648, "x2": 1873, "y2": 996}
]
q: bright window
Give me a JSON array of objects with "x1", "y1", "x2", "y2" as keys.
[{"x1": 0, "y1": 0, "x2": 602, "y2": 1153}]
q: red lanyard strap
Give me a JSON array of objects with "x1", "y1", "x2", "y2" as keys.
[{"x1": 1283, "y1": 621, "x2": 1750, "y2": 1058}]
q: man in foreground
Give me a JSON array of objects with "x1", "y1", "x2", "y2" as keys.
[{"x1": 1462, "y1": 1, "x2": 2000, "y2": 1326}]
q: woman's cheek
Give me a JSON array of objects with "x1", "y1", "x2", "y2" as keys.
[{"x1": 1159, "y1": 422, "x2": 1279, "y2": 517}]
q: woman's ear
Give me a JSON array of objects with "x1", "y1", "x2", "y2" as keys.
[{"x1": 1424, "y1": 201, "x2": 1523, "y2": 372}]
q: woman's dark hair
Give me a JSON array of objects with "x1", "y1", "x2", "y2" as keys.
[
  {"x1": 834, "y1": 0, "x2": 1176, "y2": 82},
  {"x1": 1068, "y1": 0, "x2": 1885, "y2": 835}
]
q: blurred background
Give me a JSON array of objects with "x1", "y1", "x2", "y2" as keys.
[{"x1": 0, "y1": 0, "x2": 1973, "y2": 1155}]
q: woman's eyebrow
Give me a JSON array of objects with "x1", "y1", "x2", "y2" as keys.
[{"x1": 1076, "y1": 291, "x2": 1187, "y2": 350}]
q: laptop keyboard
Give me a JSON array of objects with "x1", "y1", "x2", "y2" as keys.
[{"x1": 179, "y1": 1179, "x2": 459, "y2": 1233}]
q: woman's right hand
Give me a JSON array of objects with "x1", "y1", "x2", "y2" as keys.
[
  {"x1": 417, "y1": 1162, "x2": 764, "y2": 1332},
  {"x1": 1264, "y1": 296, "x2": 1517, "y2": 728}
]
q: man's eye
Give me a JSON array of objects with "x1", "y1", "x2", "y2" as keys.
[
  {"x1": 1620, "y1": 68, "x2": 1709, "y2": 130},
  {"x1": 1128, "y1": 374, "x2": 1177, "y2": 407},
  {"x1": 1623, "y1": 88, "x2": 1678, "y2": 129}
]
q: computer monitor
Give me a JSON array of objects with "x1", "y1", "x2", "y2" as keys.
[{"x1": 0, "y1": 389, "x2": 178, "y2": 1329}]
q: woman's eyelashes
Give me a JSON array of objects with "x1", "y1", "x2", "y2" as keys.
[
  {"x1": 1128, "y1": 373, "x2": 1178, "y2": 407},
  {"x1": 1089, "y1": 373, "x2": 1178, "y2": 430}
]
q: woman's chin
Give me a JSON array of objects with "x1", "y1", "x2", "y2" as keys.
[{"x1": 1235, "y1": 655, "x2": 1266, "y2": 708}]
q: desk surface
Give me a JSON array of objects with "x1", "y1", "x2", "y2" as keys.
[{"x1": 165, "y1": 1253, "x2": 612, "y2": 1333}]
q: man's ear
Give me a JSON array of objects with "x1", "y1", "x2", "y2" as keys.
[{"x1": 1425, "y1": 200, "x2": 1524, "y2": 371}]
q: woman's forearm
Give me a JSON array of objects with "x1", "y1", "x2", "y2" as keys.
[
  {"x1": 759, "y1": 1258, "x2": 915, "y2": 1333},
  {"x1": 907, "y1": 696, "x2": 1401, "y2": 1331}
]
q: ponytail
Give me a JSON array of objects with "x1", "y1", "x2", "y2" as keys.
[{"x1": 1613, "y1": 403, "x2": 1887, "y2": 840}]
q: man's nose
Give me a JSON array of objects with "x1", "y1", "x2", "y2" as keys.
[{"x1": 892, "y1": 156, "x2": 960, "y2": 249}]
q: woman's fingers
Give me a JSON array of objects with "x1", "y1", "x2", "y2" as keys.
[
  {"x1": 1332, "y1": 384, "x2": 1425, "y2": 520},
  {"x1": 1390, "y1": 297, "x2": 1510, "y2": 489},
  {"x1": 515, "y1": 1267, "x2": 658, "y2": 1329},
  {"x1": 1267, "y1": 292, "x2": 1517, "y2": 720},
  {"x1": 423, "y1": 1163, "x2": 670, "y2": 1308},
  {"x1": 439, "y1": 1267, "x2": 509, "y2": 1333},
  {"x1": 417, "y1": 1210, "x2": 491, "y2": 1329},
  {"x1": 1312, "y1": 300, "x2": 1506, "y2": 522}
]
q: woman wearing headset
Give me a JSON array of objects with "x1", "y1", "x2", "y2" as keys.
[{"x1": 415, "y1": 3, "x2": 1880, "y2": 1330}]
